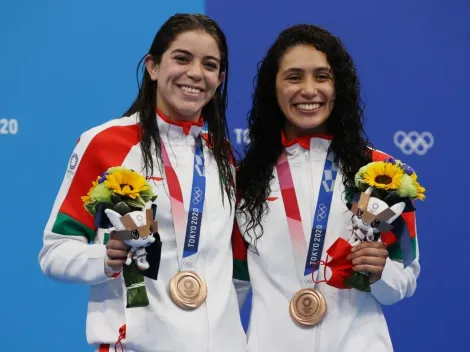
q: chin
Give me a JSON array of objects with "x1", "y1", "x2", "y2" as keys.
[
  {"x1": 173, "y1": 101, "x2": 205, "y2": 120},
  {"x1": 292, "y1": 118, "x2": 327, "y2": 133}
]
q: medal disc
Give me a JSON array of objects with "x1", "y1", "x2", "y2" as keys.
[
  {"x1": 169, "y1": 271, "x2": 207, "y2": 310},
  {"x1": 289, "y1": 288, "x2": 326, "y2": 326}
]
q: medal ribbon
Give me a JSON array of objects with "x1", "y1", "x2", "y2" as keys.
[
  {"x1": 160, "y1": 136, "x2": 206, "y2": 271},
  {"x1": 276, "y1": 147, "x2": 337, "y2": 286}
]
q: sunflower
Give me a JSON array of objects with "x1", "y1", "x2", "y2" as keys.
[
  {"x1": 104, "y1": 168, "x2": 149, "y2": 199},
  {"x1": 361, "y1": 161, "x2": 404, "y2": 191}
]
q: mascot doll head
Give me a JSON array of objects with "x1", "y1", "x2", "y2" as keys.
[
  {"x1": 104, "y1": 201, "x2": 158, "y2": 248},
  {"x1": 349, "y1": 186, "x2": 405, "y2": 244}
]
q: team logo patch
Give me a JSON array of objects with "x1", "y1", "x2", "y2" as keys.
[{"x1": 69, "y1": 153, "x2": 79, "y2": 170}]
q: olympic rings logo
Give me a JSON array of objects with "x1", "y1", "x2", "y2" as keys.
[
  {"x1": 192, "y1": 187, "x2": 202, "y2": 204},
  {"x1": 316, "y1": 203, "x2": 328, "y2": 221},
  {"x1": 183, "y1": 261, "x2": 195, "y2": 268},
  {"x1": 393, "y1": 131, "x2": 434, "y2": 155}
]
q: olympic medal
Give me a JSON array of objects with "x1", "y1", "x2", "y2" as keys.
[
  {"x1": 289, "y1": 288, "x2": 326, "y2": 326},
  {"x1": 169, "y1": 271, "x2": 207, "y2": 310}
]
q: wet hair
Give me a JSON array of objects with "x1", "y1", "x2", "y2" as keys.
[
  {"x1": 237, "y1": 24, "x2": 373, "y2": 243},
  {"x1": 124, "y1": 13, "x2": 234, "y2": 205}
]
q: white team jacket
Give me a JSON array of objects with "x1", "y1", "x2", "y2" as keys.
[
  {"x1": 232, "y1": 134, "x2": 420, "y2": 352},
  {"x1": 39, "y1": 112, "x2": 247, "y2": 352}
]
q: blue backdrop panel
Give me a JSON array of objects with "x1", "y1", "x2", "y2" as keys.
[
  {"x1": 206, "y1": 1, "x2": 469, "y2": 351},
  {"x1": 0, "y1": 1, "x2": 204, "y2": 351}
]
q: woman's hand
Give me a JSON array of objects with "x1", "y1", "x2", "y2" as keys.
[
  {"x1": 347, "y1": 241, "x2": 388, "y2": 283},
  {"x1": 105, "y1": 231, "x2": 131, "y2": 272}
]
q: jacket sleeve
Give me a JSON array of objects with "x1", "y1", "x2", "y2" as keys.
[
  {"x1": 370, "y1": 211, "x2": 420, "y2": 305},
  {"x1": 232, "y1": 216, "x2": 252, "y2": 309},
  {"x1": 38, "y1": 129, "x2": 123, "y2": 286}
]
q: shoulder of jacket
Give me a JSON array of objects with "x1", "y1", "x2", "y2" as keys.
[
  {"x1": 367, "y1": 146, "x2": 393, "y2": 161},
  {"x1": 78, "y1": 113, "x2": 139, "y2": 142}
]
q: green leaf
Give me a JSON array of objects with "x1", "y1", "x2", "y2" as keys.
[
  {"x1": 344, "y1": 272, "x2": 371, "y2": 292},
  {"x1": 123, "y1": 262, "x2": 149, "y2": 308},
  {"x1": 85, "y1": 203, "x2": 96, "y2": 216},
  {"x1": 111, "y1": 194, "x2": 123, "y2": 203},
  {"x1": 136, "y1": 195, "x2": 146, "y2": 205},
  {"x1": 141, "y1": 187, "x2": 157, "y2": 201},
  {"x1": 96, "y1": 202, "x2": 115, "y2": 211},
  {"x1": 344, "y1": 187, "x2": 358, "y2": 204},
  {"x1": 113, "y1": 202, "x2": 131, "y2": 215},
  {"x1": 127, "y1": 197, "x2": 145, "y2": 209}
]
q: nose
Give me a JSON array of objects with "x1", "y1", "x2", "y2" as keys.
[
  {"x1": 187, "y1": 61, "x2": 203, "y2": 81},
  {"x1": 301, "y1": 77, "x2": 318, "y2": 98}
]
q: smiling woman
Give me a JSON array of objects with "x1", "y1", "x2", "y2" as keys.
[
  {"x1": 146, "y1": 30, "x2": 225, "y2": 122},
  {"x1": 39, "y1": 13, "x2": 246, "y2": 352},
  {"x1": 275, "y1": 44, "x2": 335, "y2": 138},
  {"x1": 233, "y1": 24, "x2": 421, "y2": 352}
]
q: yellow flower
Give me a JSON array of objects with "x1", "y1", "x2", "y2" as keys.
[
  {"x1": 361, "y1": 161, "x2": 404, "y2": 191},
  {"x1": 412, "y1": 179, "x2": 426, "y2": 200},
  {"x1": 104, "y1": 169, "x2": 149, "y2": 199},
  {"x1": 81, "y1": 195, "x2": 91, "y2": 203},
  {"x1": 409, "y1": 172, "x2": 426, "y2": 200},
  {"x1": 81, "y1": 177, "x2": 100, "y2": 204}
]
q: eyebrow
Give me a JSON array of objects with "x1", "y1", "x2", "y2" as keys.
[
  {"x1": 170, "y1": 49, "x2": 220, "y2": 63},
  {"x1": 282, "y1": 66, "x2": 331, "y2": 75}
]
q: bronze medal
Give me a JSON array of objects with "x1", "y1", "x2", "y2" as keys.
[
  {"x1": 289, "y1": 288, "x2": 326, "y2": 326},
  {"x1": 169, "y1": 271, "x2": 207, "y2": 310}
]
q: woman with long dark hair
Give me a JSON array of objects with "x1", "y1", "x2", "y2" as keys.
[
  {"x1": 39, "y1": 14, "x2": 246, "y2": 352},
  {"x1": 233, "y1": 24, "x2": 420, "y2": 351}
]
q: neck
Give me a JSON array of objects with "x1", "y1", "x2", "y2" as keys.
[
  {"x1": 283, "y1": 121, "x2": 328, "y2": 140},
  {"x1": 156, "y1": 106, "x2": 201, "y2": 123}
]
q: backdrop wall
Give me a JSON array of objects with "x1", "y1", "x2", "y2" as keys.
[{"x1": 1, "y1": 0, "x2": 468, "y2": 351}]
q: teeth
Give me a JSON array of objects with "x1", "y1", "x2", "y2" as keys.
[
  {"x1": 180, "y1": 85, "x2": 202, "y2": 94},
  {"x1": 295, "y1": 103, "x2": 320, "y2": 111}
]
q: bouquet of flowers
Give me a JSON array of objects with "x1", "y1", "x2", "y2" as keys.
[
  {"x1": 82, "y1": 167, "x2": 159, "y2": 308},
  {"x1": 316, "y1": 158, "x2": 425, "y2": 292}
]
